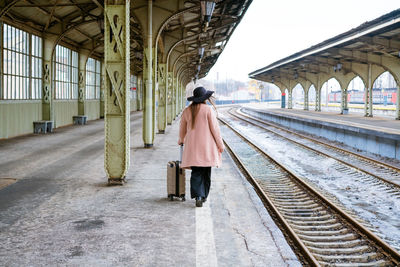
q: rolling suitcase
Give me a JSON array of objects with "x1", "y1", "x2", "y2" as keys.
[{"x1": 167, "y1": 145, "x2": 186, "y2": 201}]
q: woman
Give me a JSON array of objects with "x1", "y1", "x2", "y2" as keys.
[{"x1": 178, "y1": 86, "x2": 224, "y2": 207}]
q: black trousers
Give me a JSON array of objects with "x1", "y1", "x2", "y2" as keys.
[{"x1": 190, "y1": 167, "x2": 211, "y2": 199}]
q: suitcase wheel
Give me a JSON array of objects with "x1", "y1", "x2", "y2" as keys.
[{"x1": 168, "y1": 195, "x2": 174, "y2": 201}]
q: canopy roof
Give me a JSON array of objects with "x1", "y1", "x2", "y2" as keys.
[
  {"x1": 249, "y1": 9, "x2": 400, "y2": 85},
  {"x1": 1, "y1": 0, "x2": 252, "y2": 82}
]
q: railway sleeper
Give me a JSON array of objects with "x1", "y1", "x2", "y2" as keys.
[
  {"x1": 282, "y1": 211, "x2": 328, "y2": 217},
  {"x1": 284, "y1": 214, "x2": 333, "y2": 221},
  {"x1": 264, "y1": 180, "x2": 293, "y2": 185},
  {"x1": 314, "y1": 252, "x2": 382, "y2": 264},
  {"x1": 269, "y1": 195, "x2": 310, "y2": 201},
  {"x1": 303, "y1": 239, "x2": 365, "y2": 249},
  {"x1": 295, "y1": 228, "x2": 350, "y2": 236},
  {"x1": 275, "y1": 203, "x2": 319, "y2": 209},
  {"x1": 319, "y1": 260, "x2": 392, "y2": 267},
  {"x1": 287, "y1": 218, "x2": 338, "y2": 226},
  {"x1": 268, "y1": 193, "x2": 309, "y2": 199},
  {"x1": 265, "y1": 188, "x2": 303, "y2": 193},
  {"x1": 307, "y1": 245, "x2": 371, "y2": 255},
  {"x1": 292, "y1": 224, "x2": 343, "y2": 232},
  {"x1": 267, "y1": 190, "x2": 304, "y2": 195},
  {"x1": 297, "y1": 232, "x2": 359, "y2": 242},
  {"x1": 278, "y1": 204, "x2": 322, "y2": 210},
  {"x1": 273, "y1": 199, "x2": 315, "y2": 205}
]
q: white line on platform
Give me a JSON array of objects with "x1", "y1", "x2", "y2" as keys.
[{"x1": 196, "y1": 197, "x2": 218, "y2": 267}]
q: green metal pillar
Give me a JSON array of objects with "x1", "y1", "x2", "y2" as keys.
[
  {"x1": 180, "y1": 82, "x2": 185, "y2": 111},
  {"x1": 157, "y1": 63, "x2": 167, "y2": 133},
  {"x1": 104, "y1": 1, "x2": 130, "y2": 183},
  {"x1": 180, "y1": 82, "x2": 184, "y2": 112},
  {"x1": 100, "y1": 62, "x2": 105, "y2": 118},
  {"x1": 167, "y1": 72, "x2": 173, "y2": 124},
  {"x1": 315, "y1": 83, "x2": 322, "y2": 111},
  {"x1": 152, "y1": 51, "x2": 157, "y2": 140},
  {"x1": 42, "y1": 36, "x2": 57, "y2": 122},
  {"x1": 364, "y1": 64, "x2": 373, "y2": 117},
  {"x1": 78, "y1": 53, "x2": 89, "y2": 115},
  {"x1": 172, "y1": 75, "x2": 177, "y2": 119},
  {"x1": 396, "y1": 84, "x2": 400, "y2": 120},
  {"x1": 304, "y1": 89, "x2": 309, "y2": 110},
  {"x1": 143, "y1": 1, "x2": 154, "y2": 147},
  {"x1": 175, "y1": 78, "x2": 180, "y2": 117},
  {"x1": 177, "y1": 82, "x2": 181, "y2": 114},
  {"x1": 341, "y1": 86, "x2": 349, "y2": 114},
  {"x1": 288, "y1": 89, "x2": 293, "y2": 109},
  {"x1": 137, "y1": 75, "x2": 143, "y2": 111}
]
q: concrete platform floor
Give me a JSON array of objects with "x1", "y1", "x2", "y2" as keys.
[
  {"x1": 246, "y1": 104, "x2": 400, "y2": 135},
  {"x1": 0, "y1": 112, "x2": 300, "y2": 266}
]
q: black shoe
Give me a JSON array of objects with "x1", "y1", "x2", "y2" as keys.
[
  {"x1": 195, "y1": 197, "x2": 203, "y2": 207},
  {"x1": 202, "y1": 197, "x2": 207, "y2": 203}
]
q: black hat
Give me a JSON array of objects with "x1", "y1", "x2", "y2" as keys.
[{"x1": 187, "y1": 87, "x2": 214, "y2": 103}]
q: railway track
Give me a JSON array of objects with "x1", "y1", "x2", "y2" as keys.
[
  {"x1": 230, "y1": 108, "x2": 400, "y2": 193},
  {"x1": 219, "y1": 117, "x2": 400, "y2": 266}
]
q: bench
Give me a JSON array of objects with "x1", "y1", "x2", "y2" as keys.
[
  {"x1": 73, "y1": 115, "x2": 88, "y2": 125},
  {"x1": 33, "y1": 121, "x2": 54, "y2": 134}
]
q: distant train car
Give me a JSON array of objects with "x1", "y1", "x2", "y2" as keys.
[{"x1": 328, "y1": 88, "x2": 397, "y2": 105}]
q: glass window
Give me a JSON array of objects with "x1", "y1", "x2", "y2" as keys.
[
  {"x1": 54, "y1": 45, "x2": 78, "y2": 99},
  {"x1": 2, "y1": 23, "x2": 40, "y2": 100},
  {"x1": 1, "y1": 24, "x2": 42, "y2": 100},
  {"x1": 86, "y1": 57, "x2": 101, "y2": 100},
  {"x1": 31, "y1": 35, "x2": 42, "y2": 99}
]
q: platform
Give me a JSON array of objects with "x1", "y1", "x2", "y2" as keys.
[
  {"x1": 0, "y1": 112, "x2": 300, "y2": 266},
  {"x1": 243, "y1": 105, "x2": 400, "y2": 161}
]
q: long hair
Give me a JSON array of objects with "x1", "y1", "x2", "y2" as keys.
[
  {"x1": 207, "y1": 96, "x2": 218, "y2": 115},
  {"x1": 190, "y1": 102, "x2": 202, "y2": 129},
  {"x1": 190, "y1": 96, "x2": 218, "y2": 129}
]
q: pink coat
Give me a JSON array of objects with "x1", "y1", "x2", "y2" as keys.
[{"x1": 178, "y1": 104, "x2": 224, "y2": 169}]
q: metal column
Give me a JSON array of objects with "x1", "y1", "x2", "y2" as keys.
[
  {"x1": 100, "y1": 63, "x2": 105, "y2": 118},
  {"x1": 143, "y1": 0, "x2": 154, "y2": 147},
  {"x1": 304, "y1": 90, "x2": 309, "y2": 110},
  {"x1": 396, "y1": 84, "x2": 400, "y2": 120},
  {"x1": 281, "y1": 92, "x2": 286, "y2": 108},
  {"x1": 365, "y1": 64, "x2": 373, "y2": 117},
  {"x1": 167, "y1": 72, "x2": 173, "y2": 124},
  {"x1": 175, "y1": 78, "x2": 179, "y2": 117},
  {"x1": 172, "y1": 75, "x2": 176, "y2": 119},
  {"x1": 178, "y1": 83, "x2": 183, "y2": 114},
  {"x1": 157, "y1": 63, "x2": 166, "y2": 133},
  {"x1": 315, "y1": 85, "x2": 321, "y2": 112},
  {"x1": 78, "y1": 53, "x2": 88, "y2": 116},
  {"x1": 288, "y1": 90, "x2": 293, "y2": 109},
  {"x1": 104, "y1": 1, "x2": 130, "y2": 183},
  {"x1": 137, "y1": 75, "x2": 143, "y2": 111},
  {"x1": 341, "y1": 87, "x2": 348, "y2": 114},
  {"x1": 42, "y1": 36, "x2": 57, "y2": 122}
]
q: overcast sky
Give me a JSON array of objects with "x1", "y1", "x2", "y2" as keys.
[{"x1": 206, "y1": 0, "x2": 400, "y2": 82}]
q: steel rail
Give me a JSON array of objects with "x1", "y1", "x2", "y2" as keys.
[
  {"x1": 219, "y1": 115, "x2": 400, "y2": 266},
  {"x1": 222, "y1": 133, "x2": 320, "y2": 266},
  {"x1": 231, "y1": 108, "x2": 400, "y2": 190}
]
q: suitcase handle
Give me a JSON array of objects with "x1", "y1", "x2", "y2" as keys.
[{"x1": 179, "y1": 144, "x2": 183, "y2": 163}]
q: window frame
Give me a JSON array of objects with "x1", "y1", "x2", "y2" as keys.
[
  {"x1": 54, "y1": 44, "x2": 78, "y2": 100},
  {"x1": 1, "y1": 23, "x2": 42, "y2": 100},
  {"x1": 85, "y1": 57, "x2": 101, "y2": 100}
]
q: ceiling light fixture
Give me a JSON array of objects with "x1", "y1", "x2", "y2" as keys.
[{"x1": 200, "y1": 1, "x2": 216, "y2": 28}]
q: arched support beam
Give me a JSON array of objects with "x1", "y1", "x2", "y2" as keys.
[
  {"x1": 0, "y1": 0, "x2": 20, "y2": 18},
  {"x1": 154, "y1": 6, "x2": 199, "y2": 133},
  {"x1": 331, "y1": 49, "x2": 400, "y2": 117}
]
